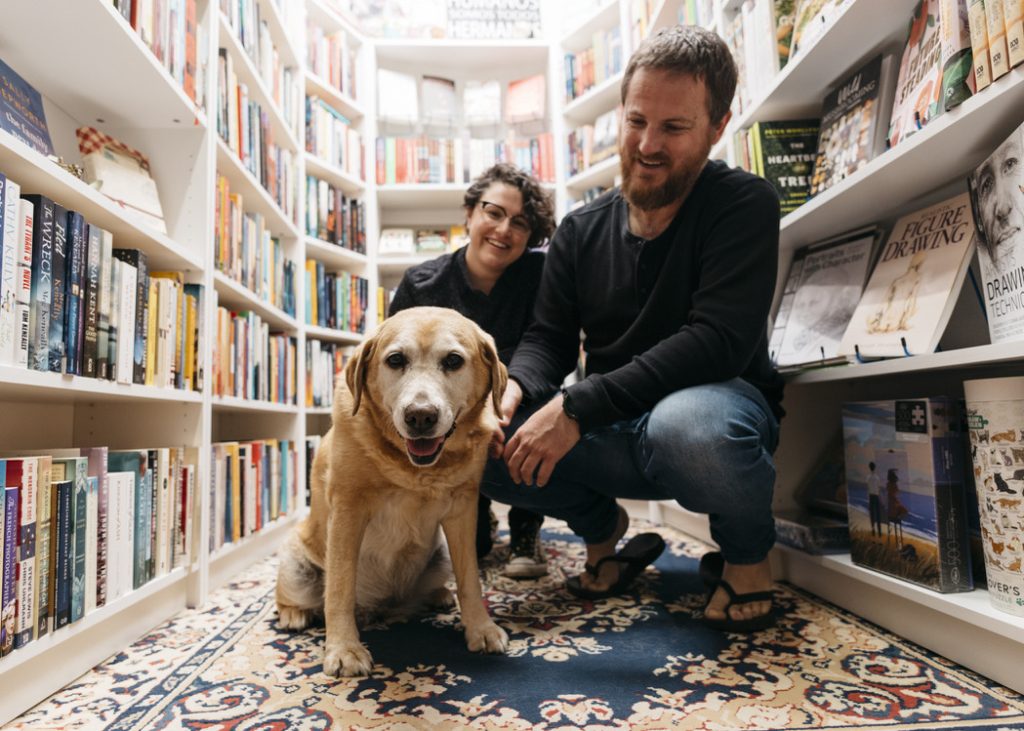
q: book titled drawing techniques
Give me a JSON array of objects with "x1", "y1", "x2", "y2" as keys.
[
  {"x1": 838, "y1": 192, "x2": 976, "y2": 358},
  {"x1": 967, "y1": 119, "x2": 1024, "y2": 345}
]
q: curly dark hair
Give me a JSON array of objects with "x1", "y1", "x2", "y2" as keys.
[
  {"x1": 621, "y1": 25, "x2": 737, "y2": 125},
  {"x1": 463, "y1": 163, "x2": 556, "y2": 249}
]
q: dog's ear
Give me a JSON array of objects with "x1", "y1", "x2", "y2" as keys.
[
  {"x1": 477, "y1": 329, "x2": 507, "y2": 415},
  {"x1": 345, "y1": 335, "x2": 376, "y2": 415}
]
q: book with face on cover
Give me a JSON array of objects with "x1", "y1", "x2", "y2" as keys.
[{"x1": 837, "y1": 192, "x2": 977, "y2": 359}]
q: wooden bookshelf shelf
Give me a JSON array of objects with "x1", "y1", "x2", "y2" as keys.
[
  {"x1": 563, "y1": 72, "x2": 622, "y2": 125},
  {"x1": 376, "y1": 183, "x2": 468, "y2": 209},
  {"x1": 780, "y1": 66, "x2": 1024, "y2": 251},
  {"x1": 305, "y1": 324, "x2": 364, "y2": 344},
  {"x1": 0, "y1": 0, "x2": 205, "y2": 130},
  {"x1": 218, "y1": 13, "x2": 303, "y2": 154},
  {"x1": 305, "y1": 70, "x2": 366, "y2": 121},
  {"x1": 0, "y1": 133, "x2": 203, "y2": 272},
  {"x1": 213, "y1": 271, "x2": 301, "y2": 331},
  {"x1": 215, "y1": 137, "x2": 301, "y2": 240},
  {"x1": 0, "y1": 366, "x2": 205, "y2": 405},
  {"x1": 212, "y1": 395, "x2": 301, "y2": 414},
  {"x1": 304, "y1": 152, "x2": 366, "y2": 195},
  {"x1": 378, "y1": 254, "x2": 438, "y2": 277}
]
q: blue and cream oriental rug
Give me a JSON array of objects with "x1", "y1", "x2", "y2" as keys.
[{"x1": 9, "y1": 521, "x2": 1024, "y2": 730}]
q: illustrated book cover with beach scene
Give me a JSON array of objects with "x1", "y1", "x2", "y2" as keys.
[{"x1": 841, "y1": 397, "x2": 973, "y2": 592}]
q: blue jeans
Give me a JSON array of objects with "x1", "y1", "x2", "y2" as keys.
[{"x1": 481, "y1": 378, "x2": 780, "y2": 565}]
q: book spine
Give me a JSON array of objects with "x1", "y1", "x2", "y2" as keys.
[
  {"x1": 82, "y1": 224, "x2": 101, "y2": 378},
  {"x1": 25, "y1": 195, "x2": 53, "y2": 372},
  {"x1": 85, "y1": 447, "x2": 108, "y2": 608},
  {"x1": 34, "y1": 459, "x2": 51, "y2": 639},
  {"x1": 47, "y1": 205, "x2": 68, "y2": 373},
  {"x1": 96, "y1": 229, "x2": 113, "y2": 380},
  {"x1": 985, "y1": 0, "x2": 1011, "y2": 76},
  {"x1": 0, "y1": 177, "x2": 20, "y2": 365},
  {"x1": 54, "y1": 480, "x2": 72, "y2": 629},
  {"x1": 1006, "y1": 0, "x2": 1024, "y2": 66},
  {"x1": 969, "y1": 0, "x2": 994, "y2": 90},
  {"x1": 84, "y1": 476, "x2": 98, "y2": 615},
  {"x1": 64, "y1": 211, "x2": 86, "y2": 375},
  {"x1": 1, "y1": 486, "x2": 18, "y2": 656},
  {"x1": 133, "y1": 464, "x2": 148, "y2": 589},
  {"x1": 70, "y1": 461, "x2": 87, "y2": 623},
  {"x1": 14, "y1": 458, "x2": 37, "y2": 648},
  {"x1": 112, "y1": 249, "x2": 149, "y2": 384},
  {"x1": 933, "y1": 399, "x2": 974, "y2": 592}
]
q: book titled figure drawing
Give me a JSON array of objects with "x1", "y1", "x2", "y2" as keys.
[
  {"x1": 838, "y1": 192, "x2": 976, "y2": 359},
  {"x1": 772, "y1": 227, "x2": 877, "y2": 370},
  {"x1": 967, "y1": 119, "x2": 1024, "y2": 345},
  {"x1": 841, "y1": 397, "x2": 973, "y2": 592},
  {"x1": 809, "y1": 53, "x2": 898, "y2": 197}
]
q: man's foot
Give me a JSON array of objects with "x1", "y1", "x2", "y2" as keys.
[
  {"x1": 503, "y1": 520, "x2": 547, "y2": 578},
  {"x1": 703, "y1": 557, "x2": 773, "y2": 626},
  {"x1": 576, "y1": 505, "x2": 629, "y2": 593}
]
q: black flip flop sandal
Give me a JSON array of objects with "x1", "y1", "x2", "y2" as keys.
[
  {"x1": 702, "y1": 577, "x2": 775, "y2": 632},
  {"x1": 565, "y1": 532, "x2": 666, "y2": 600}
]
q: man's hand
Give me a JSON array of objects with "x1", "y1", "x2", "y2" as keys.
[{"x1": 503, "y1": 393, "x2": 580, "y2": 487}]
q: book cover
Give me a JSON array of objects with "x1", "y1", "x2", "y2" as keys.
[
  {"x1": 842, "y1": 397, "x2": 973, "y2": 592},
  {"x1": 938, "y1": 0, "x2": 976, "y2": 111},
  {"x1": 463, "y1": 80, "x2": 502, "y2": 127},
  {"x1": 776, "y1": 229, "x2": 876, "y2": 368},
  {"x1": 791, "y1": 0, "x2": 854, "y2": 59},
  {"x1": 963, "y1": 375, "x2": 1024, "y2": 616},
  {"x1": 888, "y1": 0, "x2": 944, "y2": 150},
  {"x1": 967, "y1": 120, "x2": 1024, "y2": 344},
  {"x1": 376, "y1": 69, "x2": 418, "y2": 126},
  {"x1": 838, "y1": 192, "x2": 976, "y2": 358},
  {"x1": 506, "y1": 74, "x2": 546, "y2": 124},
  {"x1": 809, "y1": 53, "x2": 898, "y2": 197},
  {"x1": 0, "y1": 59, "x2": 54, "y2": 156},
  {"x1": 108, "y1": 450, "x2": 148, "y2": 590},
  {"x1": 750, "y1": 118, "x2": 820, "y2": 215},
  {"x1": 774, "y1": 509, "x2": 850, "y2": 554},
  {"x1": 23, "y1": 194, "x2": 54, "y2": 372}
]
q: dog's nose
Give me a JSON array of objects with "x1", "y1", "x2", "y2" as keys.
[{"x1": 404, "y1": 406, "x2": 439, "y2": 435}]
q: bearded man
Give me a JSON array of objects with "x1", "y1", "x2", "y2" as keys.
[{"x1": 481, "y1": 25, "x2": 785, "y2": 632}]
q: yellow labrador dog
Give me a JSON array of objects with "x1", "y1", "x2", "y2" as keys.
[{"x1": 276, "y1": 307, "x2": 509, "y2": 677}]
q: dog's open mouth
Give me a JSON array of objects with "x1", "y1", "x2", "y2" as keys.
[{"x1": 405, "y1": 436, "x2": 446, "y2": 465}]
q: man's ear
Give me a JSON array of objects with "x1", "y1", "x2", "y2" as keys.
[
  {"x1": 344, "y1": 335, "x2": 376, "y2": 415},
  {"x1": 710, "y1": 109, "x2": 731, "y2": 147}
]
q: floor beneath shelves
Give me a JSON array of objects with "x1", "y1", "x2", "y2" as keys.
[{"x1": 8, "y1": 515, "x2": 1024, "y2": 730}]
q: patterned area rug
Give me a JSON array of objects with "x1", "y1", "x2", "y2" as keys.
[{"x1": 8, "y1": 520, "x2": 1024, "y2": 731}]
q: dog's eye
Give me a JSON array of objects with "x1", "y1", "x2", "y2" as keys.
[
  {"x1": 441, "y1": 353, "x2": 464, "y2": 371},
  {"x1": 385, "y1": 352, "x2": 406, "y2": 369}
]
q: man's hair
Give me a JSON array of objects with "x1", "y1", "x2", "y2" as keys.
[
  {"x1": 620, "y1": 25, "x2": 737, "y2": 125},
  {"x1": 463, "y1": 163, "x2": 556, "y2": 249}
]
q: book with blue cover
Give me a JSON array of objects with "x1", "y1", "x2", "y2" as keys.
[{"x1": 0, "y1": 59, "x2": 54, "y2": 156}]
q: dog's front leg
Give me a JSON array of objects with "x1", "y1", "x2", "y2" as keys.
[
  {"x1": 322, "y1": 506, "x2": 373, "y2": 677},
  {"x1": 441, "y1": 489, "x2": 508, "y2": 654}
]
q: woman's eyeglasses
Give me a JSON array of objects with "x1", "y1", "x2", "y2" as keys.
[{"x1": 479, "y1": 201, "x2": 532, "y2": 236}]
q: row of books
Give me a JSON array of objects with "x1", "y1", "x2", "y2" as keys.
[
  {"x1": 216, "y1": 48, "x2": 300, "y2": 224},
  {"x1": 213, "y1": 307, "x2": 297, "y2": 403},
  {"x1": 374, "y1": 133, "x2": 557, "y2": 186},
  {"x1": 305, "y1": 176, "x2": 367, "y2": 254},
  {"x1": 377, "y1": 71, "x2": 547, "y2": 129},
  {"x1": 563, "y1": 25, "x2": 623, "y2": 104},
  {"x1": 305, "y1": 339, "x2": 350, "y2": 408},
  {"x1": 771, "y1": 114, "x2": 1024, "y2": 369},
  {"x1": 304, "y1": 262, "x2": 368, "y2": 334},
  {"x1": 221, "y1": 0, "x2": 304, "y2": 142},
  {"x1": 209, "y1": 438, "x2": 300, "y2": 553},
  {"x1": 0, "y1": 174, "x2": 203, "y2": 390},
  {"x1": 307, "y1": 23, "x2": 359, "y2": 103},
  {"x1": 566, "y1": 107, "x2": 619, "y2": 178},
  {"x1": 306, "y1": 97, "x2": 364, "y2": 180},
  {"x1": 0, "y1": 447, "x2": 196, "y2": 658},
  {"x1": 678, "y1": 0, "x2": 716, "y2": 27},
  {"x1": 378, "y1": 227, "x2": 468, "y2": 256},
  {"x1": 112, "y1": 0, "x2": 205, "y2": 109},
  {"x1": 215, "y1": 174, "x2": 297, "y2": 317}
]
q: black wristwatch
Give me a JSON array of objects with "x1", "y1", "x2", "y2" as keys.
[{"x1": 560, "y1": 386, "x2": 580, "y2": 421}]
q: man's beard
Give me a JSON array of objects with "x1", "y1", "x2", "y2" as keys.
[{"x1": 620, "y1": 150, "x2": 703, "y2": 211}]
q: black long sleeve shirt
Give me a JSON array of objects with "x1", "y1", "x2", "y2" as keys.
[
  {"x1": 387, "y1": 246, "x2": 546, "y2": 366},
  {"x1": 509, "y1": 160, "x2": 785, "y2": 434}
]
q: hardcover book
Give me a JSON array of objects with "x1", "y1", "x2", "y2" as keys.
[
  {"x1": 0, "y1": 58, "x2": 54, "y2": 156},
  {"x1": 773, "y1": 227, "x2": 877, "y2": 370},
  {"x1": 0, "y1": 175, "x2": 20, "y2": 366},
  {"x1": 838, "y1": 192, "x2": 976, "y2": 358},
  {"x1": 841, "y1": 397, "x2": 973, "y2": 592},
  {"x1": 888, "y1": 0, "x2": 944, "y2": 149},
  {"x1": 748, "y1": 118, "x2": 820, "y2": 215},
  {"x1": 809, "y1": 53, "x2": 898, "y2": 197},
  {"x1": 967, "y1": 120, "x2": 1024, "y2": 345}
]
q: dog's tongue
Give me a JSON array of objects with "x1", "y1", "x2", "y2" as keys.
[{"x1": 406, "y1": 436, "x2": 444, "y2": 457}]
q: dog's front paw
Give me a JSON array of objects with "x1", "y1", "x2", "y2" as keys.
[
  {"x1": 465, "y1": 620, "x2": 508, "y2": 654},
  {"x1": 323, "y1": 641, "x2": 374, "y2": 677},
  {"x1": 277, "y1": 605, "x2": 313, "y2": 631}
]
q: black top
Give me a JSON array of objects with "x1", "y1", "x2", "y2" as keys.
[
  {"x1": 509, "y1": 159, "x2": 785, "y2": 434},
  {"x1": 388, "y1": 246, "x2": 546, "y2": 366}
]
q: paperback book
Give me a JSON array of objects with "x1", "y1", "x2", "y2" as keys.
[
  {"x1": 748, "y1": 118, "x2": 820, "y2": 215},
  {"x1": 841, "y1": 397, "x2": 973, "y2": 592},
  {"x1": 838, "y1": 192, "x2": 976, "y2": 359},
  {"x1": 0, "y1": 58, "x2": 54, "y2": 156},
  {"x1": 888, "y1": 0, "x2": 944, "y2": 149}
]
